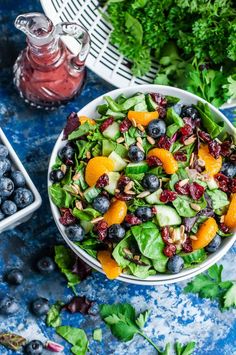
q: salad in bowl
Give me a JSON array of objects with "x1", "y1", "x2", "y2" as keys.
[{"x1": 48, "y1": 85, "x2": 236, "y2": 284}]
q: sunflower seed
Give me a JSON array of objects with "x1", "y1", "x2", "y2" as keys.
[
  {"x1": 91, "y1": 216, "x2": 104, "y2": 224},
  {"x1": 137, "y1": 136, "x2": 143, "y2": 145},
  {"x1": 86, "y1": 151, "x2": 91, "y2": 159},
  {"x1": 75, "y1": 200, "x2": 83, "y2": 210},
  {"x1": 131, "y1": 118, "x2": 137, "y2": 127},
  {"x1": 137, "y1": 123, "x2": 145, "y2": 132},
  {"x1": 72, "y1": 172, "x2": 81, "y2": 181},
  {"x1": 178, "y1": 178, "x2": 189, "y2": 187},
  {"x1": 184, "y1": 135, "x2": 196, "y2": 146},
  {"x1": 117, "y1": 137, "x2": 125, "y2": 143},
  {"x1": 190, "y1": 235, "x2": 198, "y2": 240},
  {"x1": 190, "y1": 203, "x2": 201, "y2": 212},
  {"x1": 137, "y1": 142, "x2": 145, "y2": 152},
  {"x1": 60, "y1": 164, "x2": 67, "y2": 174},
  {"x1": 147, "y1": 135, "x2": 155, "y2": 145},
  {"x1": 137, "y1": 191, "x2": 150, "y2": 198}
]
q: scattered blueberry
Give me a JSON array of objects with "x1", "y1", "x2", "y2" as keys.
[
  {"x1": 180, "y1": 105, "x2": 199, "y2": 119},
  {"x1": 11, "y1": 170, "x2": 26, "y2": 187},
  {"x1": 135, "y1": 207, "x2": 153, "y2": 221},
  {"x1": 221, "y1": 162, "x2": 236, "y2": 178},
  {"x1": 24, "y1": 340, "x2": 44, "y2": 355},
  {"x1": 128, "y1": 145, "x2": 145, "y2": 162},
  {"x1": 6, "y1": 269, "x2": 23, "y2": 285},
  {"x1": 142, "y1": 174, "x2": 160, "y2": 192},
  {"x1": 147, "y1": 119, "x2": 166, "y2": 139},
  {"x1": 0, "y1": 144, "x2": 8, "y2": 158},
  {"x1": 167, "y1": 255, "x2": 184, "y2": 273},
  {"x1": 58, "y1": 145, "x2": 75, "y2": 164},
  {"x1": 92, "y1": 196, "x2": 110, "y2": 214},
  {"x1": 1, "y1": 200, "x2": 17, "y2": 216},
  {"x1": 0, "y1": 295, "x2": 19, "y2": 315},
  {"x1": 4, "y1": 158, "x2": 11, "y2": 172},
  {"x1": 49, "y1": 169, "x2": 65, "y2": 182},
  {"x1": 31, "y1": 298, "x2": 50, "y2": 316},
  {"x1": 65, "y1": 224, "x2": 85, "y2": 242},
  {"x1": 205, "y1": 234, "x2": 222, "y2": 253},
  {"x1": 0, "y1": 160, "x2": 11, "y2": 178},
  {"x1": 0, "y1": 177, "x2": 14, "y2": 197},
  {"x1": 108, "y1": 224, "x2": 126, "y2": 240},
  {"x1": 13, "y1": 188, "x2": 34, "y2": 208},
  {"x1": 37, "y1": 256, "x2": 55, "y2": 274}
]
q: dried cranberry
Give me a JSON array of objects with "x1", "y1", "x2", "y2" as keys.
[
  {"x1": 173, "y1": 152, "x2": 187, "y2": 161},
  {"x1": 163, "y1": 244, "x2": 176, "y2": 257},
  {"x1": 189, "y1": 182, "x2": 205, "y2": 200},
  {"x1": 228, "y1": 178, "x2": 236, "y2": 193},
  {"x1": 157, "y1": 136, "x2": 172, "y2": 150},
  {"x1": 117, "y1": 176, "x2": 131, "y2": 191},
  {"x1": 150, "y1": 93, "x2": 167, "y2": 107},
  {"x1": 96, "y1": 173, "x2": 109, "y2": 188},
  {"x1": 59, "y1": 208, "x2": 77, "y2": 226},
  {"x1": 146, "y1": 156, "x2": 162, "y2": 167},
  {"x1": 157, "y1": 106, "x2": 167, "y2": 119},
  {"x1": 161, "y1": 227, "x2": 170, "y2": 244},
  {"x1": 208, "y1": 140, "x2": 221, "y2": 159},
  {"x1": 219, "y1": 223, "x2": 230, "y2": 234},
  {"x1": 174, "y1": 181, "x2": 190, "y2": 195},
  {"x1": 160, "y1": 190, "x2": 177, "y2": 203},
  {"x1": 198, "y1": 130, "x2": 211, "y2": 143},
  {"x1": 99, "y1": 117, "x2": 114, "y2": 133},
  {"x1": 95, "y1": 220, "x2": 108, "y2": 241},
  {"x1": 221, "y1": 141, "x2": 232, "y2": 157},
  {"x1": 119, "y1": 118, "x2": 132, "y2": 133},
  {"x1": 182, "y1": 238, "x2": 193, "y2": 253},
  {"x1": 215, "y1": 173, "x2": 229, "y2": 192},
  {"x1": 124, "y1": 214, "x2": 142, "y2": 225},
  {"x1": 115, "y1": 192, "x2": 134, "y2": 201},
  {"x1": 180, "y1": 124, "x2": 193, "y2": 136}
]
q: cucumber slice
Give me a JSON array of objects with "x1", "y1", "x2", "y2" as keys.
[
  {"x1": 121, "y1": 94, "x2": 145, "y2": 110},
  {"x1": 179, "y1": 249, "x2": 207, "y2": 265},
  {"x1": 102, "y1": 122, "x2": 120, "y2": 141},
  {"x1": 114, "y1": 143, "x2": 128, "y2": 158},
  {"x1": 84, "y1": 187, "x2": 101, "y2": 203},
  {"x1": 125, "y1": 161, "x2": 149, "y2": 174},
  {"x1": 155, "y1": 205, "x2": 181, "y2": 226},
  {"x1": 108, "y1": 151, "x2": 127, "y2": 171},
  {"x1": 207, "y1": 178, "x2": 218, "y2": 190},
  {"x1": 80, "y1": 220, "x2": 93, "y2": 234},
  {"x1": 146, "y1": 94, "x2": 158, "y2": 111},
  {"x1": 104, "y1": 172, "x2": 120, "y2": 195},
  {"x1": 145, "y1": 189, "x2": 163, "y2": 204},
  {"x1": 102, "y1": 139, "x2": 127, "y2": 158}
]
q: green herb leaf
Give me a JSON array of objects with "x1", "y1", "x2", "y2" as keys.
[
  {"x1": 72, "y1": 207, "x2": 100, "y2": 221},
  {"x1": 175, "y1": 341, "x2": 196, "y2": 355},
  {"x1": 206, "y1": 189, "x2": 229, "y2": 211},
  {"x1": 56, "y1": 326, "x2": 88, "y2": 355},
  {"x1": 46, "y1": 301, "x2": 63, "y2": 328},
  {"x1": 196, "y1": 102, "x2": 224, "y2": 138},
  {"x1": 0, "y1": 333, "x2": 26, "y2": 351},
  {"x1": 93, "y1": 328, "x2": 102, "y2": 342},
  {"x1": 135, "y1": 309, "x2": 150, "y2": 329},
  {"x1": 223, "y1": 283, "x2": 236, "y2": 309},
  {"x1": 49, "y1": 184, "x2": 73, "y2": 208},
  {"x1": 125, "y1": 13, "x2": 143, "y2": 45},
  {"x1": 68, "y1": 122, "x2": 95, "y2": 140}
]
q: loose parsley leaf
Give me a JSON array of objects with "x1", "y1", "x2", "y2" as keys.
[
  {"x1": 175, "y1": 342, "x2": 196, "y2": 355},
  {"x1": 93, "y1": 328, "x2": 102, "y2": 342},
  {"x1": 56, "y1": 326, "x2": 88, "y2": 355},
  {"x1": 46, "y1": 301, "x2": 63, "y2": 328},
  {"x1": 135, "y1": 309, "x2": 150, "y2": 329},
  {"x1": 223, "y1": 283, "x2": 236, "y2": 309}
]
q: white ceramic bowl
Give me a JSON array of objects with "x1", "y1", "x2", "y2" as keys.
[
  {"x1": 48, "y1": 85, "x2": 236, "y2": 285},
  {"x1": 0, "y1": 128, "x2": 42, "y2": 233}
]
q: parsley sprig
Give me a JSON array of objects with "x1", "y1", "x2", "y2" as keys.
[{"x1": 184, "y1": 264, "x2": 236, "y2": 310}]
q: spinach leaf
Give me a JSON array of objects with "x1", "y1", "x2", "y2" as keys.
[
  {"x1": 52, "y1": 156, "x2": 62, "y2": 170},
  {"x1": 76, "y1": 238, "x2": 99, "y2": 259},
  {"x1": 56, "y1": 326, "x2": 88, "y2": 355},
  {"x1": 169, "y1": 169, "x2": 188, "y2": 190},
  {"x1": 191, "y1": 216, "x2": 208, "y2": 234},
  {"x1": 172, "y1": 195, "x2": 207, "y2": 217},
  {"x1": 166, "y1": 95, "x2": 181, "y2": 105},
  {"x1": 196, "y1": 102, "x2": 224, "y2": 138},
  {"x1": 179, "y1": 249, "x2": 207, "y2": 268},
  {"x1": 112, "y1": 234, "x2": 133, "y2": 268},
  {"x1": 166, "y1": 123, "x2": 180, "y2": 137},
  {"x1": 61, "y1": 167, "x2": 72, "y2": 186},
  {"x1": 166, "y1": 107, "x2": 184, "y2": 127},
  {"x1": 206, "y1": 189, "x2": 229, "y2": 211},
  {"x1": 127, "y1": 257, "x2": 152, "y2": 279},
  {"x1": 49, "y1": 184, "x2": 73, "y2": 208},
  {"x1": 46, "y1": 301, "x2": 63, "y2": 328},
  {"x1": 68, "y1": 122, "x2": 95, "y2": 140},
  {"x1": 72, "y1": 207, "x2": 100, "y2": 221},
  {"x1": 125, "y1": 13, "x2": 143, "y2": 45}
]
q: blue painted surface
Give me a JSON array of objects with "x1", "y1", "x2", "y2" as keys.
[{"x1": 0, "y1": 1, "x2": 235, "y2": 354}]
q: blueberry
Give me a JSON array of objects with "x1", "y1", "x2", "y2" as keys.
[
  {"x1": 92, "y1": 196, "x2": 110, "y2": 214},
  {"x1": 0, "y1": 177, "x2": 14, "y2": 197},
  {"x1": 13, "y1": 188, "x2": 34, "y2": 208},
  {"x1": 49, "y1": 169, "x2": 65, "y2": 182},
  {"x1": 58, "y1": 145, "x2": 75, "y2": 164},
  {"x1": 0, "y1": 210, "x2": 5, "y2": 221},
  {"x1": 4, "y1": 158, "x2": 11, "y2": 172},
  {"x1": 0, "y1": 159, "x2": 11, "y2": 177},
  {"x1": 135, "y1": 207, "x2": 153, "y2": 221},
  {"x1": 108, "y1": 224, "x2": 126, "y2": 240},
  {"x1": 0, "y1": 144, "x2": 8, "y2": 158},
  {"x1": 24, "y1": 340, "x2": 44, "y2": 355},
  {"x1": 167, "y1": 255, "x2": 184, "y2": 273},
  {"x1": 11, "y1": 170, "x2": 26, "y2": 187},
  {"x1": 128, "y1": 145, "x2": 145, "y2": 162},
  {"x1": 0, "y1": 295, "x2": 19, "y2": 315},
  {"x1": 205, "y1": 234, "x2": 222, "y2": 253},
  {"x1": 221, "y1": 162, "x2": 236, "y2": 178},
  {"x1": 31, "y1": 298, "x2": 50, "y2": 316},
  {"x1": 37, "y1": 256, "x2": 55, "y2": 274},
  {"x1": 6, "y1": 269, "x2": 23, "y2": 285},
  {"x1": 142, "y1": 174, "x2": 160, "y2": 192},
  {"x1": 180, "y1": 105, "x2": 199, "y2": 119},
  {"x1": 147, "y1": 119, "x2": 166, "y2": 139},
  {"x1": 65, "y1": 224, "x2": 85, "y2": 242},
  {"x1": 1, "y1": 200, "x2": 17, "y2": 216}
]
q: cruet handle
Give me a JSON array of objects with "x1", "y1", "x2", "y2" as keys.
[{"x1": 56, "y1": 23, "x2": 90, "y2": 70}]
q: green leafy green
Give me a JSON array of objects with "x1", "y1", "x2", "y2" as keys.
[
  {"x1": 49, "y1": 184, "x2": 73, "y2": 208},
  {"x1": 135, "y1": 309, "x2": 150, "y2": 329},
  {"x1": 223, "y1": 283, "x2": 236, "y2": 309},
  {"x1": 180, "y1": 249, "x2": 207, "y2": 268},
  {"x1": 166, "y1": 107, "x2": 184, "y2": 127},
  {"x1": 206, "y1": 190, "x2": 229, "y2": 211},
  {"x1": 72, "y1": 207, "x2": 100, "y2": 221},
  {"x1": 196, "y1": 102, "x2": 224, "y2": 138},
  {"x1": 223, "y1": 74, "x2": 236, "y2": 100},
  {"x1": 175, "y1": 341, "x2": 196, "y2": 355},
  {"x1": 125, "y1": 13, "x2": 143, "y2": 45},
  {"x1": 93, "y1": 328, "x2": 102, "y2": 342},
  {"x1": 56, "y1": 326, "x2": 88, "y2": 355},
  {"x1": 172, "y1": 195, "x2": 206, "y2": 217},
  {"x1": 68, "y1": 122, "x2": 96, "y2": 140},
  {"x1": 46, "y1": 301, "x2": 63, "y2": 328}
]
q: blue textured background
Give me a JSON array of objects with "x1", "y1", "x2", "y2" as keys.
[{"x1": 0, "y1": 1, "x2": 235, "y2": 354}]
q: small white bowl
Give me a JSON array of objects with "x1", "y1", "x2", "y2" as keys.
[
  {"x1": 0, "y1": 128, "x2": 42, "y2": 233},
  {"x1": 48, "y1": 85, "x2": 236, "y2": 285}
]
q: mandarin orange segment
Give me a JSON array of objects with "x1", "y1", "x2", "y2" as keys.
[
  {"x1": 198, "y1": 144, "x2": 222, "y2": 176},
  {"x1": 127, "y1": 111, "x2": 159, "y2": 126},
  {"x1": 192, "y1": 217, "x2": 218, "y2": 250},
  {"x1": 147, "y1": 148, "x2": 178, "y2": 174},
  {"x1": 79, "y1": 116, "x2": 96, "y2": 126},
  {"x1": 224, "y1": 193, "x2": 236, "y2": 229},
  {"x1": 85, "y1": 157, "x2": 114, "y2": 187},
  {"x1": 97, "y1": 250, "x2": 122, "y2": 279},
  {"x1": 103, "y1": 200, "x2": 127, "y2": 226}
]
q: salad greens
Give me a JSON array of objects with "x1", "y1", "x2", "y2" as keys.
[
  {"x1": 56, "y1": 326, "x2": 88, "y2": 355},
  {"x1": 100, "y1": 0, "x2": 236, "y2": 107},
  {"x1": 46, "y1": 301, "x2": 63, "y2": 328}
]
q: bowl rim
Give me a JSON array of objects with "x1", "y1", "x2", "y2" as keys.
[{"x1": 48, "y1": 84, "x2": 236, "y2": 285}]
